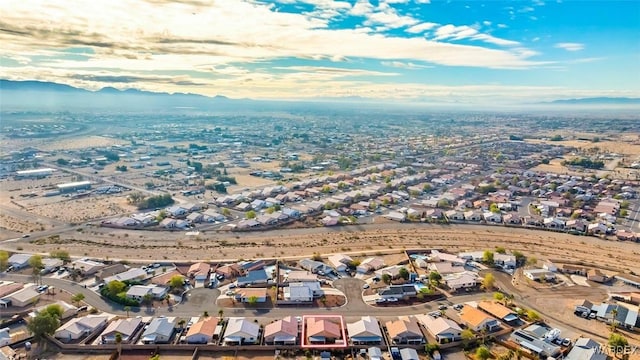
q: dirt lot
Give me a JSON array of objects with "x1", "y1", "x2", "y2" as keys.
[{"x1": 4, "y1": 224, "x2": 640, "y2": 278}]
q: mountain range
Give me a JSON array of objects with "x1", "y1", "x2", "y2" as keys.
[{"x1": 2, "y1": 79, "x2": 639, "y2": 111}]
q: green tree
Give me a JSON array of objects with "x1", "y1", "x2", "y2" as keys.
[
  {"x1": 71, "y1": 293, "x2": 85, "y2": 306},
  {"x1": 115, "y1": 332, "x2": 123, "y2": 359},
  {"x1": 50, "y1": 250, "x2": 71, "y2": 263},
  {"x1": 245, "y1": 210, "x2": 257, "y2": 219},
  {"x1": 43, "y1": 304, "x2": 63, "y2": 319},
  {"x1": 382, "y1": 274, "x2": 392, "y2": 285},
  {"x1": 142, "y1": 293, "x2": 153, "y2": 306},
  {"x1": 493, "y1": 292, "x2": 505, "y2": 303},
  {"x1": 27, "y1": 311, "x2": 60, "y2": 345},
  {"x1": 461, "y1": 328, "x2": 475, "y2": 350},
  {"x1": 424, "y1": 343, "x2": 440, "y2": 356},
  {"x1": 609, "y1": 333, "x2": 629, "y2": 359},
  {"x1": 482, "y1": 250, "x2": 494, "y2": 266},
  {"x1": 429, "y1": 271, "x2": 442, "y2": 285},
  {"x1": 106, "y1": 280, "x2": 126, "y2": 296},
  {"x1": 124, "y1": 306, "x2": 131, "y2": 318},
  {"x1": 495, "y1": 247, "x2": 506, "y2": 254},
  {"x1": 398, "y1": 267, "x2": 410, "y2": 280},
  {"x1": 218, "y1": 309, "x2": 224, "y2": 320},
  {"x1": 29, "y1": 255, "x2": 44, "y2": 284},
  {"x1": 169, "y1": 275, "x2": 185, "y2": 289},
  {"x1": 476, "y1": 345, "x2": 491, "y2": 360},
  {"x1": 0, "y1": 250, "x2": 8, "y2": 271},
  {"x1": 482, "y1": 273, "x2": 496, "y2": 290},
  {"x1": 221, "y1": 208, "x2": 231, "y2": 217},
  {"x1": 247, "y1": 296, "x2": 259, "y2": 306},
  {"x1": 527, "y1": 309, "x2": 541, "y2": 322},
  {"x1": 490, "y1": 203, "x2": 500, "y2": 213}
]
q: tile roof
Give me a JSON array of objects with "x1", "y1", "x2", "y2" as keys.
[{"x1": 186, "y1": 317, "x2": 218, "y2": 337}]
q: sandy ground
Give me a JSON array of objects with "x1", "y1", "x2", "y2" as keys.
[
  {"x1": 6, "y1": 223, "x2": 640, "y2": 276},
  {"x1": 36, "y1": 135, "x2": 125, "y2": 151}
]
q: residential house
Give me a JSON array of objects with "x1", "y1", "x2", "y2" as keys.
[
  {"x1": 557, "y1": 264, "x2": 587, "y2": 276},
  {"x1": 0, "y1": 329, "x2": 10, "y2": 347},
  {"x1": 284, "y1": 283, "x2": 314, "y2": 302},
  {"x1": 565, "y1": 338, "x2": 607, "y2": 360},
  {"x1": 483, "y1": 212, "x2": 502, "y2": 223},
  {"x1": 188, "y1": 262, "x2": 211, "y2": 281},
  {"x1": 357, "y1": 257, "x2": 385, "y2": 273},
  {"x1": 285, "y1": 271, "x2": 318, "y2": 283},
  {"x1": 502, "y1": 213, "x2": 521, "y2": 225},
  {"x1": 7, "y1": 254, "x2": 32, "y2": 270},
  {"x1": 236, "y1": 268, "x2": 269, "y2": 287},
  {"x1": 378, "y1": 285, "x2": 417, "y2": 300},
  {"x1": 235, "y1": 288, "x2": 268, "y2": 303},
  {"x1": 104, "y1": 268, "x2": 147, "y2": 284},
  {"x1": 592, "y1": 303, "x2": 638, "y2": 330},
  {"x1": 223, "y1": 318, "x2": 260, "y2": 345},
  {"x1": 445, "y1": 210, "x2": 465, "y2": 221},
  {"x1": 166, "y1": 205, "x2": 188, "y2": 217},
  {"x1": 523, "y1": 269, "x2": 556, "y2": 282},
  {"x1": 543, "y1": 217, "x2": 565, "y2": 230},
  {"x1": 416, "y1": 314, "x2": 462, "y2": 344},
  {"x1": 463, "y1": 210, "x2": 482, "y2": 221},
  {"x1": 6, "y1": 284, "x2": 40, "y2": 308},
  {"x1": 33, "y1": 301, "x2": 77, "y2": 320},
  {"x1": 588, "y1": 222, "x2": 608, "y2": 235},
  {"x1": 71, "y1": 259, "x2": 105, "y2": 276},
  {"x1": 458, "y1": 305, "x2": 500, "y2": 332},
  {"x1": 399, "y1": 348, "x2": 420, "y2": 360},
  {"x1": 100, "y1": 318, "x2": 143, "y2": 344},
  {"x1": 306, "y1": 317, "x2": 342, "y2": 345},
  {"x1": 587, "y1": 269, "x2": 608, "y2": 283},
  {"x1": 96, "y1": 264, "x2": 128, "y2": 282},
  {"x1": 477, "y1": 301, "x2": 519, "y2": 323},
  {"x1": 494, "y1": 254, "x2": 517, "y2": 268},
  {"x1": 385, "y1": 316, "x2": 423, "y2": 345},
  {"x1": 41, "y1": 258, "x2": 63, "y2": 274},
  {"x1": 141, "y1": 317, "x2": 176, "y2": 344},
  {"x1": 281, "y1": 207, "x2": 301, "y2": 219},
  {"x1": 510, "y1": 327, "x2": 561, "y2": 358},
  {"x1": 375, "y1": 265, "x2": 408, "y2": 279},
  {"x1": 299, "y1": 259, "x2": 334, "y2": 275},
  {"x1": 542, "y1": 261, "x2": 557, "y2": 272},
  {"x1": 0, "y1": 345, "x2": 16, "y2": 360},
  {"x1": 328, "y1": 254, "x2": 353, "y2": 272},
  {"x1": 428, "y1": 262, "x2": 464, "y2": 276},
  {"x1": 55, "y1": 315, "x2": 109, "y2": 341},
  {"x1": 215, "y1": 264, "x2": 241, "y2": 279},
  {"x1": 126, "y1": 285, "x2": 168, "y2": 302},
  {"x1": 185, "y1": 317, "x2": 218, "y2": 344},
  {"x1": 347, "y1": 316, "x2": 382, "y2": 345},
  {"x1": 368, "y1": 347, "x2": 383, "y2": 360},
  {"x1": 565, "y1": 219, "x2": 588, "y2": 233},
  {"x1": 444, "y1": 272, "x2": 478, "y2": 292},
  {"x1": 186, "y1": 212, "x2": 203, "y2": 223},
  {"x1": 264, "y1": 316, "x2": 298, "y2": 345}
]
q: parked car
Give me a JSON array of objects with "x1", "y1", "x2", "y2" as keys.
[
  {"x1": 375, "y1": 298, "x2": 386, "y2": 304},
  {"x1": 438, "y1": 304, "x2": 448, "y2": 310},
  {"x1": 362, "y1": 284, "x2": 370, "y2": 289}
]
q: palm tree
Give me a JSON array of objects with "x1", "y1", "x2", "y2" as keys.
[
  {"x1": 611, "y1": 308, "x2": 619, "y2": 332},
  {"x1": 218, "y1": 309, "x2": 224, "y2": 320},
  {"x1": 178, "y1": 319, "x2": 186, "y2": 331},
  {"x1": 124, "y1": 306, "x2": 131, "y2": 318},
  {"x1": 115, "y1": 332, "x2": 122, "y2": 359}
]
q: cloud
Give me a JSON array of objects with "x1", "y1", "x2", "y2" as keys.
[
  {"x1": 554, "y1": 42, "x2": 584, "y2": 51},
  {"x1": 381, "y1": 60, "x2": 432, "y2": 69},
  {"x1": 414, "y1": 0, "x2": 430, "y2": 3},
  {"x1": 273, "y1": 65, "x2": 398, "y2": 77},
  {"x1": 405, "y1": 22, "x2": 438, "y2": 34},
  {"x1": 433, "y1": 24, "x2": 519, "y2": 46},
  {"x1": 497, "y1": 24, "x2": 508, "y2": 28}
]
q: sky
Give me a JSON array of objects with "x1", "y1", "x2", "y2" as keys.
[{"x1": 1, "y1": 0, "x2": 639, "y2": 103}]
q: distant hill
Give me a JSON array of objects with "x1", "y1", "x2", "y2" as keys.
[
  {"x1": 0, "y1": 79, "x2": 234, "y2": 111},
  {"x1": 548, "y1": 97, "x2": 640, "y2": 105}
]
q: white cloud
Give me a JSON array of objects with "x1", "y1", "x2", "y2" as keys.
[
  {"x1": 433, "y1": 24, "x2": 519, "y2": 46},
  {"x1": 405, "y1": 22, "x2": 438, "y2": 34},
  {"x1": 414, "y1": 0, "x2": 430, "y2": 3},
  {"x1": 497, "y1": 23, "x2": 508, "y2": 28},
  {"x1": 381, "y1": 60, "x2": 432, "y2": 69},
  {"x1": 482, "y1": 20, "x2": 492, "y2": 26},
  {"x1": 555, "y1": 42, "x2": 584, "y2": 51},
  {"x1": 0, "y1": 0, "x2": 557, "y2": 101}
]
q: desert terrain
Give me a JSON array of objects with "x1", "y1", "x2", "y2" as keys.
[{"x1": 5, "y1": 223, "x2": 640, "y2": 276}]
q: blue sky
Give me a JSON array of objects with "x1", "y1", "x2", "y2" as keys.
[{"x1": 0, "y1": 0, "x2": 638, "y2": 103}]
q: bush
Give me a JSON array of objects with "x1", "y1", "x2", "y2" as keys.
[{"x1": 100, "y1": 288, "x2": 140, "y2": 307}]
